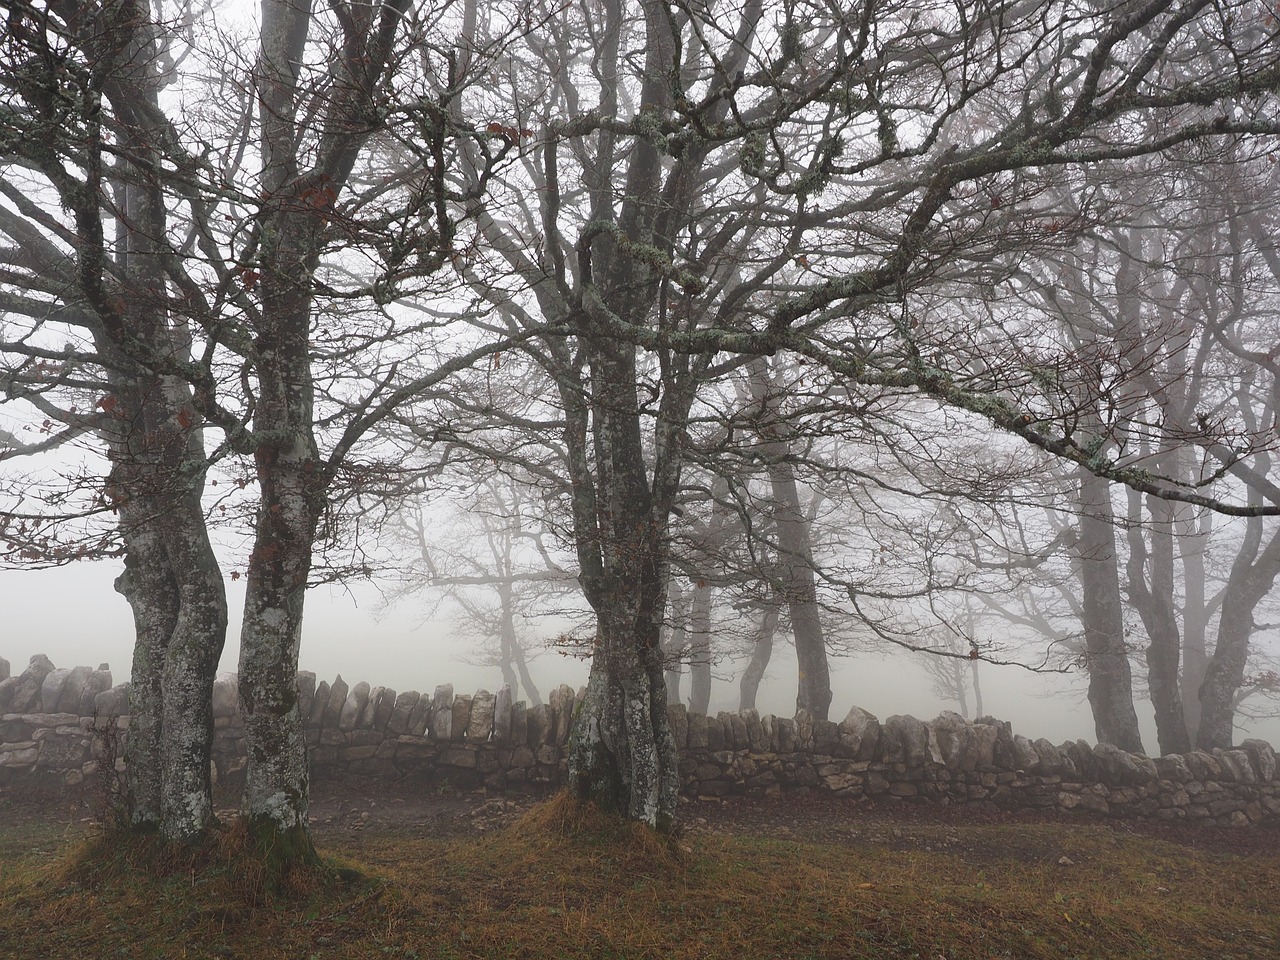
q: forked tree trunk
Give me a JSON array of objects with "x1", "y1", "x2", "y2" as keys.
[
  {"x1": 115, "y1": 510, "x2": 178, "y2": 829},
  {"x1": 747, "y1": 359, "x2": 831, "y2": 720},
  {"x1": 1125, "y1": 488, "x2": 1191, "y2": 754},
  {"x1": 1077, "y1": 469, "x2": 1145, "y2": 753},
  {"x1": 1197, "y1": 515, "x2": 1280, "y2": 750},
  {"x1": 568, "y1": 612, "x2": 679, "y2": 830}
]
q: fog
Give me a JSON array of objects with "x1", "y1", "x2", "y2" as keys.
[{"x1": 8, "y1": 559, "x2": 1277, "y2": 752}]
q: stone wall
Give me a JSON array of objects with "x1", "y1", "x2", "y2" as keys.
[{"x1": 3, "y1": 654, "x2": 1278, "y2": 828}]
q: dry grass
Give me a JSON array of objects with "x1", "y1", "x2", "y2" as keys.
[{"x1": 1, "y1": 791, "x2": 1277, "y2": 959}]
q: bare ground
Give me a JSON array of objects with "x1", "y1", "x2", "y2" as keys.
[{"x1": 6, "y1": 778, "x2": 1280, "y2": 863}]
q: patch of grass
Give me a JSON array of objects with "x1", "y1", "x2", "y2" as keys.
[{"x1": 2, "y1": 792, "x2": 1277, "y2": 959}]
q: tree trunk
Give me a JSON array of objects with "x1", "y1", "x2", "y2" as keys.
[
  {"x1": 157, "y1": 482, "x2": 227, "y2": 842},
  {"x1": 115, "y1": 511, "x2": 178, "y2": 830},
  {"x1": 568, "y1": 613, "x2": 679, "y2": 830},
  {"x1": 687, "y1": 579, "x2": 713, "y2": 714},
  {"x1": 1179, "y1": 510, "x2": 1211, "y2": 744},
  {"x1": 1198, "y1": 517, "x2": 1280, "y2": 750},
  {"x1": 563, "y1": 337, "x2": 682, "y2": 830},
  {"x1": 1125, "y1": 488, "x2": 1191, "y2": 754},
  {"x1": 237, "y1": 457, "x2": 320, "y2": 855},
  {"x1": 739, "y1": 604, "x2": 778, "y2": 712},
  {"x1": 747, "y1": 359, "x2": 831, "y2": 720},
  {"x1": 662, "y1": 582, "x2": 688, "y2": 707},
  {"x1": 1077, "y1": 469, "x2": 1145, "y2": 753}
]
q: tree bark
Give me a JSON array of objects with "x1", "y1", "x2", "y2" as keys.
[
  {"x1": 747, "y1": 359, "x2": 832, "y2": 720},
  {"x1": 739, "y1": 605, "x2": 778, "y2": 712},
  {"x1": 1197, "y1": 517, "x2": 1280, "y2": 749},
  {"x1": 1125, "y1": 488, "x2": 1191, "y2": 754},
  {"x1": 1077, "y1": 469, "x2": 1145, "y2": 753},
  {"x1": 115, "y1": 510, "x2": 178, "y2": 830},
  {"x1": 663, "y1": 582, "x2": 689, "y2": 707},
  {"x1": 687, "y1": 578, "x2": 713, "y2": 715}
]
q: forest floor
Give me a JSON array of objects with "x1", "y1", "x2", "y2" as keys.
[{"x1": 2, "y1": 780, "x2": 1278, "y2": 959}]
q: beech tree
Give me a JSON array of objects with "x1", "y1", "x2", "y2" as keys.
[
  {"x1": 449, "y1": 0, "x2": 1280, "y2": 828},
  {"x1": 1, "y1": 0, "x2": 526, "y2": 859}
]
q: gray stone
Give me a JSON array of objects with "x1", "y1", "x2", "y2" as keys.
[
  {"x1": 813, "y1": 719, "x2": 840, "y2": 755},
  {"x1": 451, "y1": 694, "x2": 473, "y2": 741},
  {"x1": 212, "y1": 677, "x2": 239, "y2": 718},
  {"x1": 494, "y1": 686, "x2": 512, "y2": 742},
  {"x1": 1218, "y1": 749, "x2": 1257, "y2": 784},
  {"x1": 1031, "y1": 738, "x2": 1064, "y2": 775},
  {"x1": 667, "y1": 703, "x2": 689, "y2": 750},
  {"x1": 339, "y1": 681, "x2": 370, "y2": 731},
  {"x1": 5, "y1": 654, "x2": 54, "y2": 713},
  {"x1": 1010, "y1": 735, "x2": 1039, "y2": 772},
  {"x1": 78, "y1": 667, "x2": 113, "y2": 718},
  {"x1": 431, "y1": 684, "x2": 454, "y2": 740},
  {"x1": 706, "y1": 714, "x2": 725, "y2": 752},
  {"x1": 55, "y1": 666, "x2": 91, "y2": 714},
  {"x1": 309, "y1": 680, "x2": 331, "y2": 728},
  {"x1": 729, "y1": 713, "x2": 750, "y2": 750},
  {"x1": 94, "y1": 682, "x2": 130, "y2": 717},
  {"x1": 931, "y1": 711, "x2": 997, "y2": 772},
  {"x1": 388, "y1": 691, "x2": 420, "y2": 736},
  {"x1": 1154, "y1": 753, "x2": 1192, "y2": 782},
  {"x1": 0, "y1": 657, "x2": 8, "y2": 681},
  {"x1": 40, "y1": 668, "x2": 70, "y2": 714},
  {"x1": 372, "y1": 687, "x2": 396, "y2": 732},
  {"x1": 687, "y1": 711, "x2": 709, "y2": 750},
  {"x1": 358, "y1": 685, "x2": 384, "y2": 728},
  {"x1": 1093, "y1": 743, "x2": 1147, "y2": 785},
  {"x1": 838, "y1": 706, "x2": 881, "y2": 762},
  {"x1": 0, "y1": 677, "x2": 16, "y2": 714},
  {"x1": 323, "y1": 676, "x2": 349, "y2": 730},
  {"x1": 882, "y1": 715, "x2": 940, "y2": 767},
  {"x1": 1241, "y1": 739, "x2": 1277, "y2": 782},
  {"x1": 793, "y1": 709, "x2": 815, "y2": 750},
  {"x1": 774, "y1": 717, "x2": 796, "y2": 753},
  {"x1": 743, "y1": 709, "x2": 768, "y2": 753},
  {"x1": 550, "y1": 684, "x2": 575, "y2": 746},
  {"x1": 468, "y1": 690, "x2": 496, "y2": 741},
  {"x1": 1185, "y1": 750, "x2": 1222, "y2": 780},
  {"x1": 296, "y1": 671, "x2": 316, "y2": 720},
  {"x1": 407, "y1": 692, "x2": 432, "y2": 736},
  {"x1": 527, "y1": 702, "x2": 552, "y2": 748},
  {"x1": 511, "y1": 700, "x2": 528, "y2": 747}
]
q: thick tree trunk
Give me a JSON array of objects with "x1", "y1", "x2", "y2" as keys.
[
  {"x1": 157, "y1": 483, "x2": 227, "y2": 842},
  {"x1": 237, "y1": 438, "x2": 322, "y2": 857},
  {"x1": 568, "y1": 614, "x2": 679, "y2": 830},
  {"x1": 1197, "y1": 518, "x2": 1280, "y2": 750},
  {"x1": 1077, "y1": 470, "x2": 1145, "y2": 753},
  {"x1": 739, "y1": 605, "x2": 778, "y2": 712},
  {"x1": 747, "y1": 359, "x2": 831, "y2": 720},
  {"x1": 1125, "y1": 489, "x2": 1191, "y2": 754},
  {"x1": 115, "y1": 512, "x2": 178, "y2": 830}
]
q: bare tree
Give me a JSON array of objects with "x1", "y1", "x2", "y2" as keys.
[{"x1": 454, "y1": 0, "x2": 1280, "y2": 828}]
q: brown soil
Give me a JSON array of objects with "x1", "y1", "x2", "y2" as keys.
[{"x1": 7, "y1": 779, "x2": 1280, "y2": 860}]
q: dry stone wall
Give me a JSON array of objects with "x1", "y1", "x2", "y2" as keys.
[{"x1": 3, "y1": 654, "x2": 1279, "y2": 828}]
